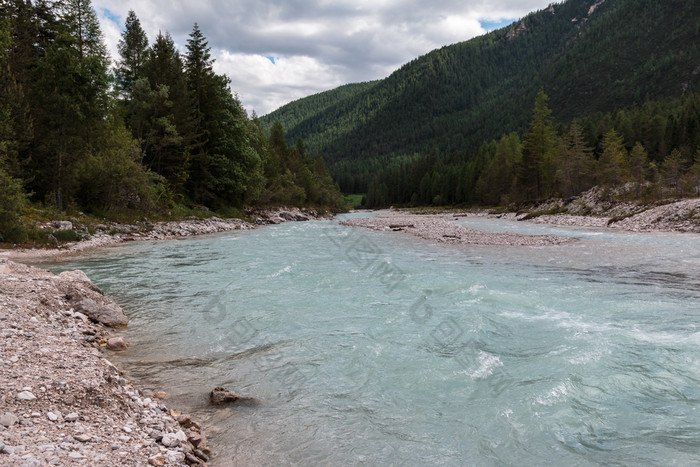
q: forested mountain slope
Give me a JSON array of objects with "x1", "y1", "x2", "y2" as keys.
[{"x1": 261, "y1": 0, "x2": 700, "y2": 167}]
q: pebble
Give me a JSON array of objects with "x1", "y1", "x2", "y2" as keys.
[
  {"x1": 1, "y1": 255, "x2": 213, "y2": 465},
  {"x1": 148, "y1": 454, "x2": 165, "y2": 466},
  {"x1": 0, "y1": 413, "x2": 19, "y2": 427},
  {"x1": 73, "y1": 434, "x2": 91, "y2": 443},
  {"x1": 16, "y1": 391, "x2": 37, "y2": 401},
  {"x1": 160, "y1": 433, "x2": 180, "y2": 448}
]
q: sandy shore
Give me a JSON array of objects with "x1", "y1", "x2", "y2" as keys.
[{"x1": 341, "y1": 211, "x2": 576, "y2": 246}]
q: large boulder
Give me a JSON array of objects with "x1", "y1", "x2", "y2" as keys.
[
  {"x1": 73, "y1": 298, "x2": 128, "y2": 327},
  {"x1": 49, "y1": 220, "x2": 73, "y2": 231}
]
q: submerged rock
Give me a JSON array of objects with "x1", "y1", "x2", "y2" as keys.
[
  {"x1": 209, "y1": 386, "x2": 257, "y2": 406},
  {"x1": 107, "y1": 337, "x2": 128, "y2": 351}
]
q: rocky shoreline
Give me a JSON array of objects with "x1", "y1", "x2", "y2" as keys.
[
  {"x1": 0, "y1": 259, "x2": 211, "y2": 466},
  {"x1": 0, "y1": 207, "x2": 326, "y2": 466},
  {"x1": 344, "y1": 188, "x2": 700, "y2": 245},
  {"x1": 1, "y1": 207, "x2": 324, "y2": 262},
  {"x1": 341, "y1": 212, "x2": 575, "y2": 246}
]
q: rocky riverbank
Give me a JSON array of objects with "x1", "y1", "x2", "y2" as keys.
[
  {"x1": 0, "y1": 259, "x2": 210, "y2": 466},
  {"x1": 496, "y1": 187, "x2": 700, "y2": 233},
  {"x1": 1, "y1": 207, "x2": 326, "y2": 262},
  {"x1": 341, "y1": 212, "x2": 575, "y2": 246}
]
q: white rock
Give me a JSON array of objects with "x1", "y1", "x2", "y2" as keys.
[
  {"x1": 165, "y1": 450, "x2": 186, "y2": 464},
  {"x1": 64, "y1": 412, "x2": 79, "y2": 422},
  {"x1": 47, "y1": 412, "x2": 58, "y2": 421},
  {"x1": 160, "y1": 433, "x2": 180, "y2": 448},
  {"x1": 16, "y1": 391, "x2": 37, "y2": 401}
]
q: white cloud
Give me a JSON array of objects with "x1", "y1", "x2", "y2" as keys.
[{"x1": 94, "y1": 0, "x2": 554, "y2": 115}]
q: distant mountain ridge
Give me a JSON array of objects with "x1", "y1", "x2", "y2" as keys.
[{"x1": 260, "y1": 0, "x2": 700, "y2": 171}]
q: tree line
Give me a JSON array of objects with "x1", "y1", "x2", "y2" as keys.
[
  {"x1": 365, "y1": 90, "x2": 700, "y2": 208},
  {"x1": 1, "y1": 1, "x2": 342, "y2": 242},
  {"x1": 262, "y1": 0, "x2": 700, "y2": 182}
]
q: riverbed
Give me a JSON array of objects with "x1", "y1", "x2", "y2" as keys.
[{"x1": 41, "y1": 213, "x2": 700, "y2": 466}]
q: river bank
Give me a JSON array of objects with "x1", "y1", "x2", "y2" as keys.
[
  {"x1": 0, "y1": 207, "x2": 325, "y2": 466},
  {"x1": 0, "y1": 259, "x2": 210, "y2": 466},
  {"x1": 341, "y1": 212, "x2": 575, "y2": 246},
  {"x1": 0, "y1": 207, "x2": 324, "y2": 263}
]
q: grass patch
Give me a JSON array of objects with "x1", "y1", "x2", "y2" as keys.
[{"x1": 344, "y1": 194, "x2": 365, "y2": 209}]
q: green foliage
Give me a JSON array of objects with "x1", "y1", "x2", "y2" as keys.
[
  {"x1": 0, "y1": 167, "x2": 29, "y2": 242},
  {"x1": 516, "y1": 89, "x2": 559, "y2": 200},
  {"x1": 261, "y1": 0, "x2": 700, "y2": 195},
  {"x1": 555, "y1": 120, "x2": 595, "y2": 197},
  {"x1": 115, "y1": 10, "x2": 149, "y2": 96},
  {"x1": 75, "y1": 123, "x2": 167, "y2": 213},
  {"x1": 476, "y1": 133, "x2": 521, "y2": 205},
  {"x1": 0, "y1": 3, "x2": 343, "y2": 230},
  {"x1": 344, "y1": 194, "x2": 365, "y2": 209},
  {"x1": 598, "y1": 129, "x2": 631, "y2": 187}
]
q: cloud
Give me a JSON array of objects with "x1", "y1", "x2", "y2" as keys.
[{"x1": 94, "y1": 0, "x2": 553, "y2": 115}]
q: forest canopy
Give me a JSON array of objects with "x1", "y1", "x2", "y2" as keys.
[{"x1": 0, "y1": 0, "x2": 343, "y2": 241}]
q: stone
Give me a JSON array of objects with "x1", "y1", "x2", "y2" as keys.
[
  {"x1": 185, "y1": 452, "x2": 206, "y2": 465},
  {"x1": 64, "y1": 412, "x2": 79, "y2": 422},
  {"x1": 160, "y1": 433, "x2": 180, "y2": 448},
  {"x1": 46, "y1": 412, "x2": 58, "y2": 421},
  {"x1": 16, "y1": 391, "x2": 36, "y2": 401},
  {"x1": 106, "y1": 337, "x2": 128, "y2": 351},
  {"x1": 153, "y1": 391, "x2": 169, "y2": 400},
  {"x1": 64, "y1": 396, "x2": 75, "y2": 405},
  {"x1": 0, "y1": 412, "x2": 19, "y2": 427},
  {"x1": 165, "y1": 450, "x2": 186, "y2": 464},
  {"x1": 174, "y1": 430, "x2": 187, "y2": 443},
  {"x1": 0, "y1": 442, "x2": 4, "y2": 453},
  {"x1": 193, "y1": 449, "x2": 209, "y2": 461},
  {"x1": 73, "y1": 434, "x2": 91, "y2": 443},
  {"x1": 188, "y1": 433, "x2": 203, "y2": 448},
  {"x1": 148, "y1": 454, "x2": 165, "y2": 466},
  {"x1": 210, "y1": 386, "x2": 256, "y2": 405},
  {"x1": 21, "y1": 456, "x2": 43, "y2": 467},
  {"x1": 72, "y1": 298, "x2": 128, "y2": 327},
  {"x1": 50, "y1": 221, "x2": 73, "y2": 231},
  {"x1": 177, "y1": 414, "x2": 200, "y2": 431}
]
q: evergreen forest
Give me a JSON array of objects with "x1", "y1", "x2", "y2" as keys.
[
  {"x1": 261, "y1": 0, "x2": 700, "y2": 207},
  {"x1": 0, "y1": 1, "x2": 343, "y2": 242}
]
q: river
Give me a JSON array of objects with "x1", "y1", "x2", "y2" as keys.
[{"x1": 44, "y1": 213, "x2": 700, "y2": 466}]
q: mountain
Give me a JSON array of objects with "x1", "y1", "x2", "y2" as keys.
[{"x1": 260, "y1": 0, "x2": 700, "y2": 192}]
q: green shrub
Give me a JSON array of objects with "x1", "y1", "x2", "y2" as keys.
[{"x1": 0, "y1": 168, "x2": 29, "y2": 242}]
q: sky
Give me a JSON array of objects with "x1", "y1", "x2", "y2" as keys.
[{"x1": 94, "y1": 0, "x2": 555, "y2": 116}]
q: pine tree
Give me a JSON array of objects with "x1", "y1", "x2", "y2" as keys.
[
  {"x1": 660, "y1": 149, "x2": 683, "y2": 195},
  {"x1": 555, "y1": 120, "x2": 595, "y2": 197},
  {"x1": 516, "y1": 89, "x2": 558, "y2": 200},
  {"x1": 598, "y1": 129, "x2": 630, "y2": 187},
  {"x1": 116, "y1": 10, "x2": 148, "y2": 97},
  {"x1": 476, "y1": 132, "x2": 521, "y2": 205},
  {"x1": 628, "y1": 142, "x2": 650, "y2": 193},
  {"x1": 24, "y1": 0, "x2": 110, "y2": 209}
]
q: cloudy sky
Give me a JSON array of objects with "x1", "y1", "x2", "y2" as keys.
[{"x1": 94, "y1": 0, "x2": 554, "y2": 116}]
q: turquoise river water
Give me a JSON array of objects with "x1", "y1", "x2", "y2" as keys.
[{"x1": 43, "y1": 213, "x2": 700, "y2": 466}]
